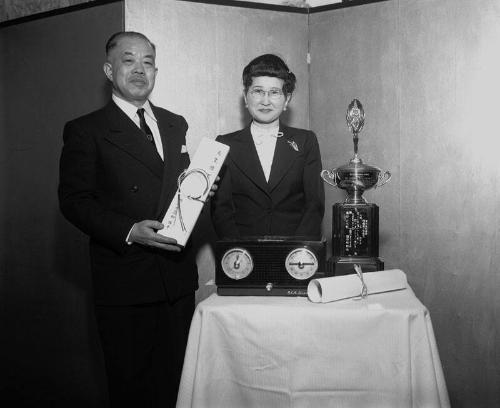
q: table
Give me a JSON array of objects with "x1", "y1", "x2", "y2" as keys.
[{"x1": 177, "y1": 289, "x2": 450, "y2": 408}]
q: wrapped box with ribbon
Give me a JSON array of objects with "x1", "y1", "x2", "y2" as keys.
[
  {"x1": 158, "y1": 137, "x2": 229, "y2": 247},
  {"x1": 307, "y1": 268, "x2": 407, "y2": 303}
]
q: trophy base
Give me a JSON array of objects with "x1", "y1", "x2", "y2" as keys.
[
  {"x1": 332, "y1": 203, "x2": 380, "y2": 258},
  {"x1": 328, "y1": 256, "x2": 384, "y2": 276}
]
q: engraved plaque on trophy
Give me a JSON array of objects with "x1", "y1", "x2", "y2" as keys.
[{"x1": 321, "y1": 99, "x2": 391, "y2": 275}]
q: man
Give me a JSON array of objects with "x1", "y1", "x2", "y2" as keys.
[{"x1": 59, "y1": 31, "x2": 200, "y2": 408}]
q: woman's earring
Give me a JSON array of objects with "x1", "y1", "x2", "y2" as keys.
[{"x1": 283, "y1": 105, "x2": 288, "y2": 111}]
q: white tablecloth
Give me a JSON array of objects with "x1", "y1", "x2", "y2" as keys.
[{"x1": 177, "y1": 289, "x2": 450, "y2": 408}]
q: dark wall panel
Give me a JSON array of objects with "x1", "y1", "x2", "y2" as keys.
[
  {"x1": 0, "y1": 2, "x2": 123, "y2": 406},
  {"x1": 0, "y1": 28, "x2": 6, "y2": 271}
]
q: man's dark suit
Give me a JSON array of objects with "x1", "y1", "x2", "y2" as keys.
[
  {"x1": 211, "y1": 124, "x2": 324, "y2": 239},
  {"x1": 58, "y1": 100, "x2": 197, "y2": 407},
  {"x1": 59, "y1": 101, "x2": 198, "y2": 305}
]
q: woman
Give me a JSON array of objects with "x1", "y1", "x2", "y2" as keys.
[{"x1": 211, "y1": 54, "x2": 324, "y2": 239}]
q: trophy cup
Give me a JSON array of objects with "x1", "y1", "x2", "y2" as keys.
[{"x1": 321, "y1": 99, "x2": 391, "y2": 275}]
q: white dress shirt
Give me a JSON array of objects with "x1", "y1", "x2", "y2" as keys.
[{"x1": 250, "y1": 121, "x2": 281, "y2": 182}]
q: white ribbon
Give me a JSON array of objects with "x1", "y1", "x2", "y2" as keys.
[
  {"x1": 353, "y1": 264, "x2": 368, "y2": 300},
  {"x1": 174, "y1": 168, "x2": 210, "y2": 231}
]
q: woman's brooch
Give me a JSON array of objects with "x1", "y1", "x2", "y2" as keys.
[{"x1": 287, "y1": 139, "x2": 299, "y2": 152}]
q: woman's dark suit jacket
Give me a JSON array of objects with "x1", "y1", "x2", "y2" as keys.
[
  {"x1": 211, "y1": 124, "x2": 325, "y2": 239},
  {"x1": 58, "y1": 101, "x2": 198, "y2": 306}
]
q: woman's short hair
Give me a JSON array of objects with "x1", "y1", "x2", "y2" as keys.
[{"x1": 242, "y1": 54, "x2": 296, "y2": 95}]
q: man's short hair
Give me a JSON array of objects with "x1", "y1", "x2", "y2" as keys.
[{"x1": 105, "y1": 31, "x2": 156, "y2": 56}]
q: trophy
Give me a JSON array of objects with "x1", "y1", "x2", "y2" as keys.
[{"x1": 321, "y1": 99, "x2": 391, "y2": 275}]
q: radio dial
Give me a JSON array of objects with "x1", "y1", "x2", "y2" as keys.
[
  {"x1": 221, "y1": 248, "x2": 253, "y2": 280},
  {"x1": 285, "y1": 248, "x2": 318, "y2": 280}
]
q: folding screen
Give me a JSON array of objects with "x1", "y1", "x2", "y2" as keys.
[
  {"x1": 126, "y1": 0, "x2": 310, "y2": 302},
  {"x1": 125, "y1": 1, "x2": 500, "y2": 406}
]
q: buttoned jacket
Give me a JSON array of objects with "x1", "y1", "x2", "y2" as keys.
[
  {"x1": 59, "y1": 101, "x2": 198, "y2": 305},
  {"x1": 211, "y1": 124, "x2": 325, "y2": 239}
]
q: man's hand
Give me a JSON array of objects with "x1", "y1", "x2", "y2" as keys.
[{"x1": 128, "y1": 220, "x2": 181, "y2": 252}]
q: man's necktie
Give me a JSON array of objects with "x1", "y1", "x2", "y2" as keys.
[{"x1": 137, "y1": 108, "x2": 155, "y2": 146}]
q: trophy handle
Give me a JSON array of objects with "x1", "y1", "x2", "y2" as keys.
[
  {"x1": 321, "y1": 169, "x2": 339, "y2": 187},
  {"x1": 376, "y1": 170, "x2": 391, "y2": 188}
]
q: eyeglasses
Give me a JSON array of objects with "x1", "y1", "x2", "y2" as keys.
[{"x1": 249, "y1": 88, "x2": 284, "y2": 101}]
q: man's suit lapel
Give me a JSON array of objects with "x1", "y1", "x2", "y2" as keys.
[
  {"x1": 268, "y1": 125, "x2": 301, "y2": 192},
  {"x1": 104, "y1": 101, "x2": 164, "y2": 179},
  {"x1": 230, "y1": 126, "x2": 270, "y2": 194}
]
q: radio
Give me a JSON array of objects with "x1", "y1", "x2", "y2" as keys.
[{"x1": 215, "y1": 237, "x2": 327, "y2": 296}]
